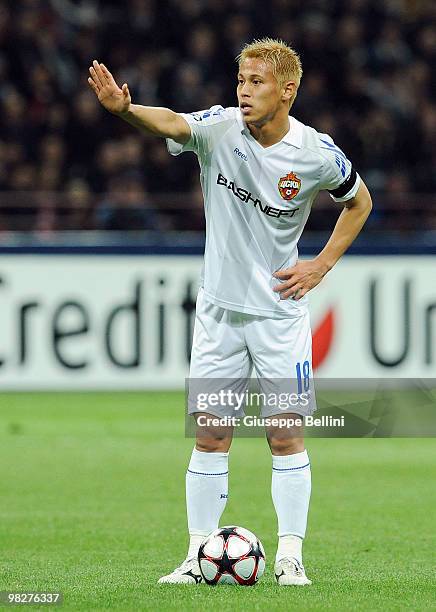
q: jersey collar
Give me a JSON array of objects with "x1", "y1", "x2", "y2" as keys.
[
  {"x1": 282, "y1": 116, "x2": 303, "y2": 148},
  {"x1": 237, "y1": 110, "x2": 303, "y2": 149}
]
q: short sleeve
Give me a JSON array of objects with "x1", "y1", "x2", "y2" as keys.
[
  {"x1": 166, "y1": 113, "x2": 195, "y2": 156},
  {"x1": 166, "y1": 106, "x2": 232, "y2": 160},
  {"x1": 318, "y1": 135, "x2": 361, "y2": 202}
]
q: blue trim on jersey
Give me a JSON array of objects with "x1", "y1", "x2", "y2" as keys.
[
  {"x1": 341, "y1": 159, "x2": 346, "y2": 177},
  {"x1": 187, "y1": 469, "x2": 229, "y2": 476},
  {"x1": 334, "y1": 154, "x2": 347, "y2": 177},
  {"x1": 272, "y1": 462, "x2": 310, "y2": 472},
  {"x1": 320, "y1": 138, "x2": 348, "y2": 161}
]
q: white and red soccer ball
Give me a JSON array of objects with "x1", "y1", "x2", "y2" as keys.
[{"x1": 198, "y1": 526, "x2": 265, "y2": 585}]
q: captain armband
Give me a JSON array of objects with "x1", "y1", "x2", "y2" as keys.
[{"x1": 328, "y1": 167, "x2": 358, "y2": 199}]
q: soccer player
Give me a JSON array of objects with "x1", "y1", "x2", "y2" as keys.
[{"x1": 88, "y1": 38, "x2": 372, "y2": 586}]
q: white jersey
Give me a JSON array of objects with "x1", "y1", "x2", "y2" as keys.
[{"x1": 167, "y1": 106, "x2": 360, "y2": 318}]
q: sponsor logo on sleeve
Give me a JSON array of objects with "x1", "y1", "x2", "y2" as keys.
[{"x1": 190, "y1": 106, "x2": 225, "y2": 122}]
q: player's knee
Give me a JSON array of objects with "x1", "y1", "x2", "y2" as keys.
[
  {"x1": 195, "y1": 436, "x2": 232, "y2": 453},
  {"x1": 268, "y1": 435, "x2": 304, "y2": 455}
]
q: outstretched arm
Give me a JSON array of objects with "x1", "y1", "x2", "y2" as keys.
[
  {"x1": 273, "y1": 180, "x2": 372, "y2": 300},
  {"x1": 87, "y1": 60, "x2": 191, "y2": 144}
]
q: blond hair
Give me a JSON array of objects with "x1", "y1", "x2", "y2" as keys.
[{"x1": 236, "y1": 37, "x2": 303, "y2": 102}]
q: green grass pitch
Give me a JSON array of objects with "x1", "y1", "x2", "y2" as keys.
[{"x1": 0, "y1": 392, "x2": 435, "y2": 611}]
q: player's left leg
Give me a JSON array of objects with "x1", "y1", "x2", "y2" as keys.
[
  {"x1": 246, "y1": 308, "x2": 314, "y2": 586},
  {"x1": 266, "y1": 421, "x2": 312, "y2": 586}
]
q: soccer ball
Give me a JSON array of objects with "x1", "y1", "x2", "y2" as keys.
[{"x1": 198, "y1": 525, "x2": 265, "y2": 585}]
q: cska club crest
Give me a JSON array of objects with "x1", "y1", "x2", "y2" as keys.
[{"x1": 278, "y1": 172, "x2": 301, "y2": 201}]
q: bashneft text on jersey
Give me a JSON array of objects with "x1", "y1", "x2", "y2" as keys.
[{"x1": 217, "y1": 173, "x2": 300, "y2": 219}]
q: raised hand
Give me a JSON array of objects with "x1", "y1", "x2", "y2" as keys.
[{"x1": 87, "y1": 60, "x2": 131, "y2": 115}]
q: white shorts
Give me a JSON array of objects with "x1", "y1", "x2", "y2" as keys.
[{"x1": 188, "y1": 289, "x2": 316, "y2": 417}]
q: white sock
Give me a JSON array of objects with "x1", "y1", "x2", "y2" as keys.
[
  {"x1": 186, "y1": 448, "x2": 229, "y2": 558},
  {"x1": 276, "y1": 534, "x2": 303, "y2": 563},
  {"x1": 271, "y1": 450, "x2": 311, "y2": 562},
  {"x1": 187, "y1": 534, "x2": 206, "y2": 559}
]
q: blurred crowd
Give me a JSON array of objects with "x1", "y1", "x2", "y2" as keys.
[{"x1": 0, "y1": 0, "x2": 435, "y2": 233}]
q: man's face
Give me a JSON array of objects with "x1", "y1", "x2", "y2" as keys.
[{"x1": 237, "y1": 57, "x2": 291, "y2": 126}]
